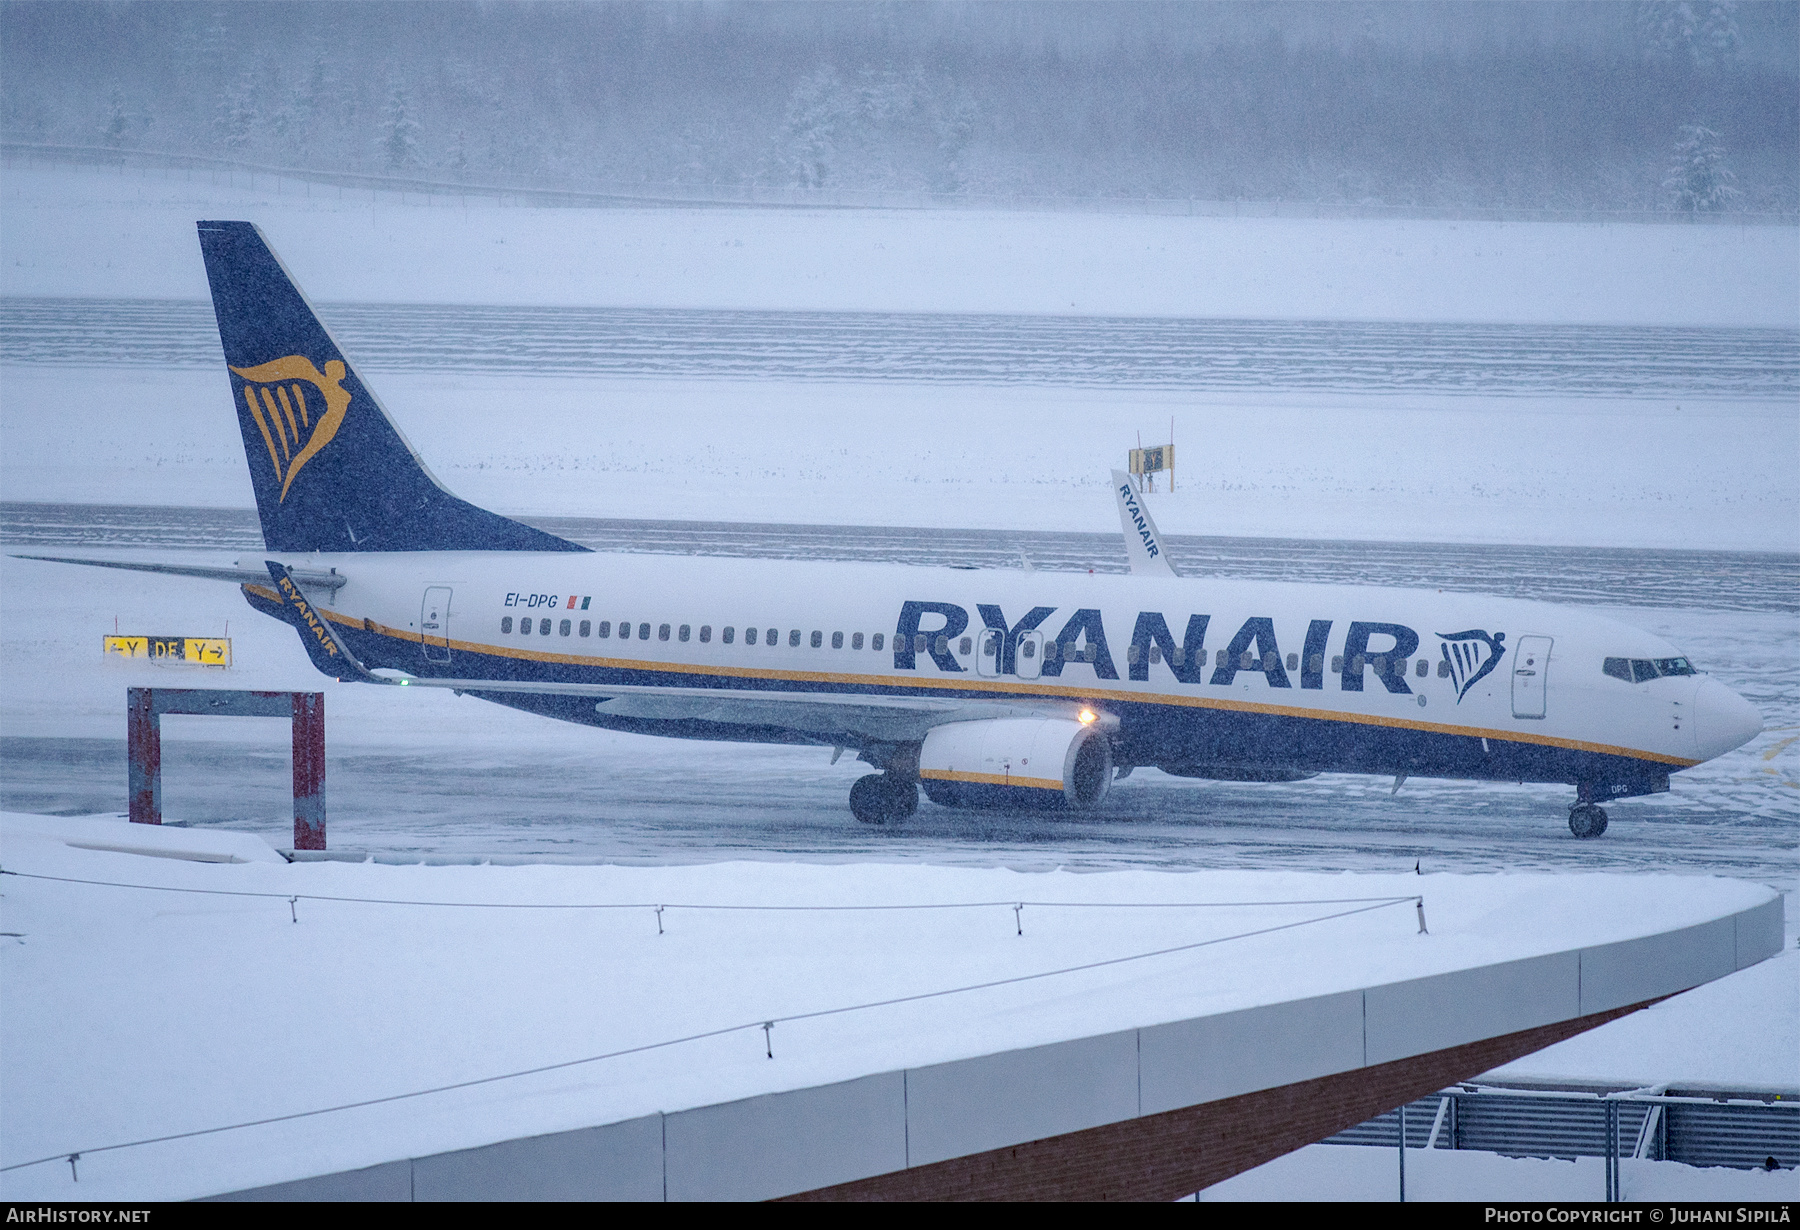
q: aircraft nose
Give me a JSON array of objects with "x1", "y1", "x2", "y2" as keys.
[{"x1": 1692, "y1": 677, "x2": 1762, "y2": 762}]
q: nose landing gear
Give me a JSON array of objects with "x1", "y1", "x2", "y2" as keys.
[
  {"x1": 1568, "y1": 802, "x2": 1609, "y2": 839},
  {"x1": 1566, "y1": 774, "x2": 1665, "y2": 839}
]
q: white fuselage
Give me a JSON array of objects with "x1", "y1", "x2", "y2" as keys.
[{"x1": 248, "y1": 549, "x2": 1760, "y2": 788}]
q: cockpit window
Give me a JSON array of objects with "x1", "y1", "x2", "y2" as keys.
[{"x1": 1605, "y1": 655, "x2": 1696, "y2": 683}]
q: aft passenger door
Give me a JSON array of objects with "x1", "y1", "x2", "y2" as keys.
[
  {"x1": 1512, "y1": 635, "x2": 1551, "y2": 719},
  {"x1": 421, "y1": 586, "x2": 452, "y2": 663}
]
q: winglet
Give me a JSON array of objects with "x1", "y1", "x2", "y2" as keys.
[
  {"x1": 1111, "y1": 470, "x2": 1178, "y2": 577},
  {"x1": 263, "y1": 561, "x2": 386, "y2": 682}
]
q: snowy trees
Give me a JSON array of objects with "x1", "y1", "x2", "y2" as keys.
[
  {"x1": 445, "y1": 129, "x2": 469, "y2": 179},
  {"x1": 0, "y1": 3, "x2": 1792, "y2": 210},
  {"x1": 212, "y1": 70, "x2": 258, "y2": 152},
  {"x1": 379, "y1": 85, "x2": 421, "y2": 172},
  {"x1": 778, "y1": 65, "x2": 978, "y2": 193},
  {"x1": 1637, "y1": 1, "x2": 1742, "y2": 69},
  {"x1": 100, "y1": 88, "x2": 129, "y2": 147},
  {"x1": 927, "y1": 87, "x2": 977, "y2": 193},
  {"x1": 781, "y1": 67, "x2": 842, "y2": 188},
  {"x1": 1664, "y1": 125, "x2": 1740, "y2": 211},
  {"x1": 1639, "y1": 6, "x2": 1750, "y2": 213}
]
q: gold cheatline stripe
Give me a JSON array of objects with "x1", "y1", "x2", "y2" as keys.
[
  {"x1": 237, "y1": 588, "x2": 1697, "y2": 769},
  {"x1": 921, "y1": 769, "x2": 1063, "y2": 791}
]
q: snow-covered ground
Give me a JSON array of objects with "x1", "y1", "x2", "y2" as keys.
[
  {"x1": 3, "y1": 164, "x2": 1796, "y2": 550},
  {"x1": 1, "y1": 535, "x2": 1791, "y2": 1203},
  {"x1": 4, "y1": 368, "x2": 1794, "y2": 551},
  {"x1": 1, "y1": 162, "x2": 1795, "y2": 1201},
  {"x1": 1194, "y1": 942, "x2": 1800, "y2": 1201},
  {"x1": 1490, "y1": 941, "x2": 1799, "y2": 1092},
  {"x1": 4, "y1": 165, "x2": 1796, "y2": 326},
  {"x1": 4, "y1": 165, "x2": 1797, "y2": 550},
  {"x1": 0, "y1": 813, "x2": 1785, "y2": 1202}
]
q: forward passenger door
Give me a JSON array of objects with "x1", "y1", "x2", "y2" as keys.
[{"x1": 1512, "y1": 635, "x2": 1551, "y2": 719}]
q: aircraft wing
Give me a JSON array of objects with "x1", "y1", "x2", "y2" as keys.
[{"x1": 371, "y1": 672, "x2": 1099, "y2": 742}]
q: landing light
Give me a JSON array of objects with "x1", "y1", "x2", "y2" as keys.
[{"x1": 1079, "y1": 708, "x2": 1098, "y2": 725}]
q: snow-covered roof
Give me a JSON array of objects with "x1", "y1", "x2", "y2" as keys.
[{"x1": 0, "y1": 812, "x2": 1780, "y2": 1200}]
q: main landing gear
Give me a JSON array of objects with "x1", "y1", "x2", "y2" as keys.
[
  {"x1": 850, "y1": 773, "x2": 918, "y2": 825},
  {"x1": 1568, "y1": 802, "x2": 1609, "y2": 839}
]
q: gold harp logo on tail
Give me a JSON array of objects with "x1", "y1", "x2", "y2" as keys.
[{"x1": 228, "y1": 356, "x2": 352, "y2": 502}]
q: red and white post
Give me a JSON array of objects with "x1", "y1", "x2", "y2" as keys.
[
  {"x1": 291, "y1": 691, "x2": 326, "y2": 851},
  {"x1": 126, "y1": 687, "x2": 327, "y2": 850}
]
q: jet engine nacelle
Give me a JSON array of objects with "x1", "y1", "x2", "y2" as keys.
[{"x1": 919, "y1": 717, "x2": 1112, "y2": 811}]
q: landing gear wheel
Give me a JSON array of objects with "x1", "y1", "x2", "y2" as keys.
[
  {"x1": 1568, "y1": 803, "x2": 1609, "y2": 839},
  {"x1": 849, "y1": 774, "x2": 886, "y2": 823},
  {"x1": 850, "y1": 774, "x2": 917, "y2": 825}
]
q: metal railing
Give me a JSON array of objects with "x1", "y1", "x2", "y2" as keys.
[{"x1": 1329, "y1": 1083, "x2": 1799, "y2": 1171}]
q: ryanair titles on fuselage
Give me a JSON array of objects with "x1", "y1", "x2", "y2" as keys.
[
  {"x1": 892, "y1": 598, "x2": 1450, "y2": 693},
  {"x1": 490, "y1": 589, "x2": 1504, "y2": 701}
]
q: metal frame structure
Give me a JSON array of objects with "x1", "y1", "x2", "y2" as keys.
[
  {"x1": 126, "y1": 687, "x2": 326, "y2": 850},
  {"x1": 1330, "y1": 1083, "x2": 1798, "y2": 1201}
]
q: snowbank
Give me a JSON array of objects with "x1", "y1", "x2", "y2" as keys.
[
  {"x1": 3, "y1": 165, "x2": 1795, "y2": 327},
  {"x1": 1489, "y1": 946, "x2": 1799, "y2": 1092}
]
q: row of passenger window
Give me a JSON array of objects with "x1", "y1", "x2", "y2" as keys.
[
  {"x1": 495, "y1": 614, "x2": 1448, "y2": 677},
  {"x1": 500, "y1": 616, "x2": 897, "y2": 650},
  {"x1": 1110, "y1": 645, "x2": 1441, "y2": 675},
  {"x1": 1603, "y1": 656, "x2": 1695, "y2": 683}
]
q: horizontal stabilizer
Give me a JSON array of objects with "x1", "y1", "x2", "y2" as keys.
[{"x1": 11, "y1": 553, "x2": 345, "y2": 592}]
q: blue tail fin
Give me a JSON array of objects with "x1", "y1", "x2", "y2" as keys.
[{"x1": 197, "y1": 221, "x2": 586, "y2": 554}]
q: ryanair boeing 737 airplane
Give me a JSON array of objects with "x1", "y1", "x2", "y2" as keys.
[{"x1": 25, "y1": 222, "x2": 1765, "y2": 835}]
